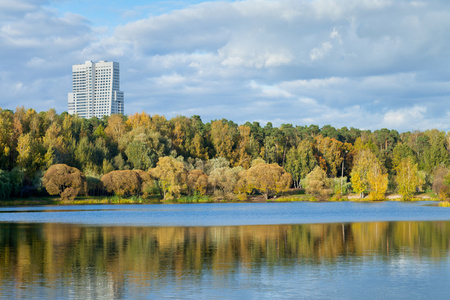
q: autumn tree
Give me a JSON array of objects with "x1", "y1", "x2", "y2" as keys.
[
  {"x1": 302, "y1": 166, "x2": 331, "y2": 200},
  {"x1": 105, "y1": 114, "x2": 126, "y2": 143},
  {"x1": 43, "y1": 164, "x2": 87, "y2": 200},
  {"x1": 150, "y1": 156, "x2": 187, "y2": 200},
  {"x1": 232, "y1": 125, "x2": 253, "y2": 168},
  {"x1": 187, "y1": 169, "x2": 209, "y2": 196},
  {"x1": 101, "y1": 170, "x2": 142, "y2": 197},
  {"x1": 351, "y1": 149, "x2": 388, "y2": 199},
  {"x1": 209, "y1": 166, "x2": 242, "y2": 199},
  {"x1": 314, "y1": 136, "x2": 345, "y2": 177},
  {"x1": 238, "y1": 163, "x2": 291, "y2": 200},
  {"x1": 367, "y1": 162, "x2": 388, "y2": 200},
  {"x1": 16, "y1": 132, "x2": 46, "y2": 178},
  {"x1": 126, "y1": 112, "x2": 152, "y2": 130},
  {"x1": 432, "y1": 166, "x2": 450, "y2": 200},
  {"x1": 210, "y1": 120, "x2": 237, "y2": 162},
  {"x1": 395, "y1": 157, "x2": 420, "y2": 201}
]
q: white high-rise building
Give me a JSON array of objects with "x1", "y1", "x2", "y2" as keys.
[{"x1": 68, "y1": 60, "x2": 124, "y2": 118}]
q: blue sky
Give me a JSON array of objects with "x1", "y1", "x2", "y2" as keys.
[{"x1": 1, "y1": 0, "x2": 450, "y2": 132}]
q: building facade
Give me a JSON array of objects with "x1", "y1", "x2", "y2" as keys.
[{"x1": 68, "y1": 61, "x2": 124, "y2": 118}]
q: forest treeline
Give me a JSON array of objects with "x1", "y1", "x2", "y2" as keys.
[{"x1": 1, "y1": 107, "x2": 450, "y2": 201}]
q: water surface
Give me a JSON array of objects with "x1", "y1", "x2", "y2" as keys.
[
  {"x1": 0, "y1": 201, "x2": 448, "y2": 226},
  {"x1": 1, "y1": 202, "x2": 449, "y2": 299}
]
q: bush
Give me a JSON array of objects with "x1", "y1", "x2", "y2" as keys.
[
  {"x1": 42, "y1": 164, "x2": 87, "y2": 200},
  {"x1": 101, "y1": 170, "x2": 142, "y2": 197}
]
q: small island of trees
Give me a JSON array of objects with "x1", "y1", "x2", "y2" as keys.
[{"x1": 1, "y1": 107, "x2": 450, "y2": 206}]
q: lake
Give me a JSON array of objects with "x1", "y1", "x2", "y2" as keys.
[{"x1": 0, "y1": 202, "x2": 449, "y2": 299}]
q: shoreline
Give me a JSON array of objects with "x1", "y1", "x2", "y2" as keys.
[{"x1": 0, "y1": 193, "x2": 445, "y2": 207}]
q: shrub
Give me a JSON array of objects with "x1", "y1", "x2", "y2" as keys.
[
  {"x1": 43, "y1": 164, "x2": 87, "y2": 200},
  {"x1": 100, "y1": 170, "x2": 142, "y2": 197}
]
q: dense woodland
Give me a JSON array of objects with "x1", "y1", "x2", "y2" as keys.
[{"x1": 1, "y1": 107, "x2": 450, "y2": 201}]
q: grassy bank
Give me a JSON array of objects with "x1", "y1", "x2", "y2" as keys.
[{"x1": 0, "y1": 191, "x2": 445, "y2": 207}]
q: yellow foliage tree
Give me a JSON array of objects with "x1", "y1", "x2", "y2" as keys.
[
  {"x1": 395, "y1": 157, "x2": 420, "y2": 201},
  {"x1": 351, "y1": 149, "x2": 388, "y2": 200},
  {"x1": 150, "y1": 156, "x2": 187, "y2": 200},
  {"x1": 239, "y1": 163, "x2": 291, "y2": 200},
  {"x1": 126, "y1": 112, "x2": 152, "y2": 130},
  {"x1": 367, "y1": 164, "x2": 388, "y2": 200},
  {"x1": 210, "y1": 120, "x2": 235, "y2": 162},
  {"x1": 105, "y1": 114, "x2": 126, "y2": 143}
]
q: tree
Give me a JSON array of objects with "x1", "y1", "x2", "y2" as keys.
[
  {"x1": 43, "y1": 164, "x2": 87, "y2": 200},
  {"x1": 350, "y1": 150, "x2": 373, "y2": 198},
  {"x1": 302, "y1": 166, "x2": 331, "y2": 200},
  {"x1": 134, "y1": 169, "x2": 155, "y2": 198},
  {"x1": 285, "y1": 140, "x2": 318, "y2": 188},
  {"x1": 238, "y1": 163, "x2": 291, "y2": 200},
  {"x1": 0, "y1": 170, "x2": 11, "y2": 200},
  {"x1": 395, "y1": 157, "x2": 420, "y2": 201},
  {"x1": 392, "y1": 143, "x2": 416, "y2": 169},
  {"x1": 351, "y1": 149, "x2": 388, "y2": 199},
  {"x1": 209, "y1": 166, "x2": 242, "y2": 199},
  {"x1": 150, "y1": 156, "x2": 187, "y2": 200},
  {"x1": 432, "y1": 166, "x2": 450, "y2": 200},
  {"x1": 105, "y1": 114, "x2": 126, "y2": 143},
  {"x1": 101, "y1": 170, "x2": 142, "y2": 197},
  {"x1": 187, "y1": 169, "x2": 208, "y2": 196},
  {"x1": 232, "y1": 125, "x2": 253, "y2": 169},
  {"x1": 210, "y1": 120, "x2": 236, "y2": 161},
  {"x1": 367, "y1": 163, "x2": 388, "y2": 200},
  {"x1": 120, "y1": 127, "x2": 170, "y2": 170}
]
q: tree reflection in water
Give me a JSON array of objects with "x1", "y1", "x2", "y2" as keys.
[{"x1": 0, "y1": 221, "x2": 449, "y2": 298}]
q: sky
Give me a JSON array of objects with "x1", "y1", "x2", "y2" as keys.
[{"x1": 1, "y1": 0, "x2": 450, "y2": 132}]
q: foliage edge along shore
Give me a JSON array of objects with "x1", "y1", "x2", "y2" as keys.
[{"x1": 1, "y1": 107, "x2": 450, "y2": 206}]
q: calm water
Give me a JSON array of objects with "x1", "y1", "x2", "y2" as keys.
[{"x1": 0, "y1": 202, "x2": 449, "y2": 299}]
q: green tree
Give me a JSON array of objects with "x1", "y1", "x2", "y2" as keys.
[{"x1": 285, "y1": 140, "x2": 318, "y2": 188}]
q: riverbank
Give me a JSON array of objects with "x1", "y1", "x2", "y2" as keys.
[{"x1": 0, "y1": 192, "x2": 445, "y2": 207}]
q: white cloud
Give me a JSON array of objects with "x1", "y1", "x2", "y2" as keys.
[
  {"x1": 1, "y1": 0, "x2": 450, "y2": 131},
  {"x1": 382, "y1": 106, "x2": 427, "y2": 128}
]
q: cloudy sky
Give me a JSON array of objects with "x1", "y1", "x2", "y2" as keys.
[{"x1": 1, "y1": 0, "x2": 450, "y2": 132}]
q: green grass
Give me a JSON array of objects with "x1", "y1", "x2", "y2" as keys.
[{"x1": 171, "y1": 195, "x2": 213, "y2": 203}]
